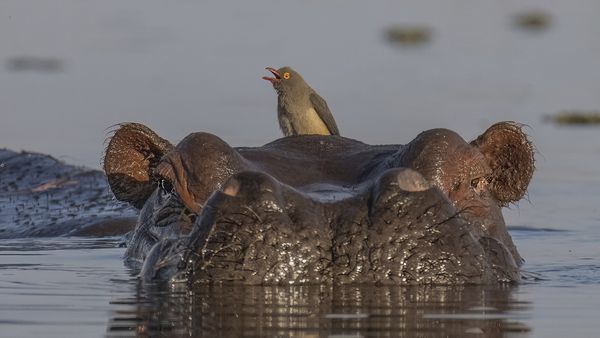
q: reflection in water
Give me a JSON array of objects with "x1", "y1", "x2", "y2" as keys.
[{"x1": 107, "y1": 284, "x2": 530, "y2": 337}]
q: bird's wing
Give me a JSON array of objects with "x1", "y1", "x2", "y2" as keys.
[
  {"x1": 278, "y1": 113, "x2": 296, "y2": 136},
  {"x1": 309, "y1": 93, "x2": 340, "y2": 135}
]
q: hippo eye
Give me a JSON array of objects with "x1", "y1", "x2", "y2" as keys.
[
  {"x1": 470, "y1": 177, "x2": 487, "y2": 192},
  {"x1": 283, "y1": 72, "x2": 290, "y2": 79},
  {"x1": 159, "y1": 178, "x2": 175, "y2": 195}
]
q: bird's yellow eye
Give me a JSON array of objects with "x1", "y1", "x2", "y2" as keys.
[{"x1": 283, "y1": 72, "x2": 290, "y2": 79}]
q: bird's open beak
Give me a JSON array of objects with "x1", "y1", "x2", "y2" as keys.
[{"x1": 262, "y1": 67, "x2": 281, "y2": 84}]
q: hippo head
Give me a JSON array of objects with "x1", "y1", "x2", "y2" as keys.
[
  {"x1": 104, "y1": 123, "x2": 251, "y2": 258},
  {"x1": 391, "y1": 123, "x2": 534, "y2": 263},
  {"x1": 103, "y1": 122, "x2": 534, "y2": 285}
]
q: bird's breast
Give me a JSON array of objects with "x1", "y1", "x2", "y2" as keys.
[
  {"x1": 280, "y1": 104, "x2": 330, "y2": 136},
  {"x1": 298, "y1": 107, "x2": 331, "y2": 135}
]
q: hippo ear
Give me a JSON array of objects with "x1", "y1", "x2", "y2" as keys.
[
  {"x1": 103, "y1": 123, "x2": 174, "y2": 209},
  {"x1": 470, "y1": 121, "x2": 535, "y2": 205}
]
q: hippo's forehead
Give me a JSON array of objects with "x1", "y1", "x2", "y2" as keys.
[
  {"x1": 152, "y1": 134, "x2": 240, "y2": 213},
  {"x1": 435, "y1": 146, "x2": 491, "y2": 190},
  {"x1": 153, "y1": 129, "x2": 496, "y2": 215},
  {"x1": 399, "y1": 129, "x2": 492, "y2": 193}
]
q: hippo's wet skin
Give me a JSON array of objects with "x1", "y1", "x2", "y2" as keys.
[{"x1": 104, "y1": 122, "x2": 534, "y2": 285}]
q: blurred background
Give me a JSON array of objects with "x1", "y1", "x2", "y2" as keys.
[{"x1": 0, "y1": 0, "x2": 599, "y2": 178}]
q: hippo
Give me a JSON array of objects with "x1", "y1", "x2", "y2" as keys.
[
  {"x1": 103, "y1": 121, "x2": 534, "y2": 285},
  {"x1": 0, "y1": 149, "x2": 136, "y2": 239}
]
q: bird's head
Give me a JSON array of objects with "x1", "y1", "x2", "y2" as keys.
[{"x1": 262, "y1": 66, "x2": 306, "y2": 95}]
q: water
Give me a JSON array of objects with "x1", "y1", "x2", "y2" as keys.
[
  {"x1": 1, "y1": 238, "x2": 533, "y2": 337},
  {"x1": 1, "y1": 225, "x2": 599, "y2": 337},
  {"x1": 0, "y1": 238, "x2": 132, "y2": 338},
  {"x1": 1, "y1": 0, "x2": 600, "y2": 337}
]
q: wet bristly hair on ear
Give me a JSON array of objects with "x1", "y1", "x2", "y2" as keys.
[
  {"x1": 103, "y1": 123, "x2": 173, "y2": 209},
  {"x1": 470, "y1": 121, "x2": 535, "y2": 206}
]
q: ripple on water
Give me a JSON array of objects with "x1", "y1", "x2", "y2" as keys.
[{"x1": 0, "y1": 237, "x2": 133, "y2": 338}]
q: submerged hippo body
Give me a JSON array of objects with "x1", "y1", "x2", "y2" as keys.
[
  {"x1": 0, "y1": 149, "x2": 136, "y2": 239},
  {"x1": 104, "y1": 122, "x2": 534, "y2": 285}
]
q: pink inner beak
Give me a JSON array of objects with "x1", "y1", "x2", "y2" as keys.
[{"x1": 262, "y1": 67, "x2": 281, "y2": 84}]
